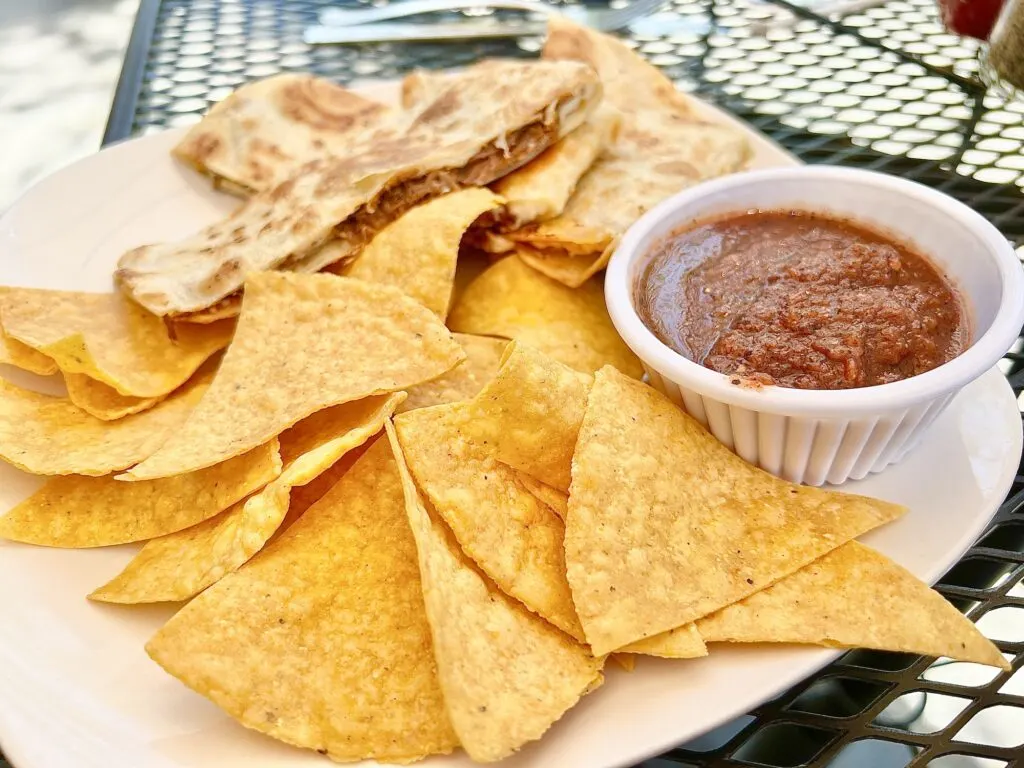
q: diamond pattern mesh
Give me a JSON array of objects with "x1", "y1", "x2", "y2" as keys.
[{"x1": 91, "y1": 0, "x2": 1024, "y2": 765}]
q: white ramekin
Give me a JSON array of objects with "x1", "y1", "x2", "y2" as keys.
[{"x1": 606, "y1": 166, "x2": 1024, "y2": 486}]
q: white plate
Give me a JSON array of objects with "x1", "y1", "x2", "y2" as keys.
[{"x1": 0, "y1": 82, "x2": 1019, "y2": 768}]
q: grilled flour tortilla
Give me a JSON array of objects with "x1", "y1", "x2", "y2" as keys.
[
  {"x1": 117, "y1": 60, "x2": 602, "y2": 318},
  {"x1": 402, "y1": 66, "x2": 617, "y2": 236},
  {"x1": 173, "y1": 73, "x2": 391, "y2": 196},
  {"x1": 508, "y1": 18, "x2": 751, "y2": 287}
]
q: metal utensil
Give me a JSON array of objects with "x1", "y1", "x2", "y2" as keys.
[
  {"x1": 318, "y1": 0, "x2": 663, "y2": 30},
  {"x1": 305, "y1": 0, "x2": 670, "y2": 44},
  {"x1": 304, "y1": 19, "x2": 545, "y2": 43}
]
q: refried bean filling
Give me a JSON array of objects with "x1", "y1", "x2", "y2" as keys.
[{"x1": 635, "y1": 210, "x2": 968, "y2": 390}]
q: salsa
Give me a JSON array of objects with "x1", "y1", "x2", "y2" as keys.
[{"x1": 635, "y1": 210, "x2": 968, "y2": 390}]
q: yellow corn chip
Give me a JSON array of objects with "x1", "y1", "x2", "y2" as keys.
[
  {"x1": 0, "y1": 289, "x2": 233, "y2": 397},
  {"x1": 567, "y1": 366, "x2": 908, "y2": 656},
  {"x1": 516, "y1": 473, "x2": 569, "y2": 522},
  {"x1": 611, "y1": 654, "x2": 636, "y2": 672},
  {"x1": 0, "y1": 328, "x2": 56, "y2": 376},
  {"x1": 90, "y1": 394, "x2": 403, "y2": 603},
  {"x1": 462, "y1": 341, "x2": 591, "y2": 492},
  {"x1": 146, "y1": 437, "x2": 458, "y2": 762},
  {"x1": 516, "y1": 242, "x2": 615, "y2": 289},
  {"x1": 396, "y1": 402, "x2": 584, "y2": 639},
  {"x1": 389, "y1": 423, "x2": 602, "y2": 763},
  {"x1": 493, "y1": 111, "x2": 618, "y2": 228},
  {"x1": 0, "y1": 441, "x2": 280, "y2": 547},
  {"x1": 400, "y1": 333, "x2": 507, "y2": 413},
  {"x1": 0, "y1": 372, "x2": 208, "y2": 476},
  {"x1": 121, "y1": 272, "x2": 463, "y2": 481},
  {"x1": 346, "y1": 189, "x2": 503, "y2": 318},
  {"x1": 697, "y1": 541, "x2": 1008, "y2": 669},
  {"x1": 275, "y1": 444, "x2": 370, "y2": 539},
  {"x1": 448, "y1": 255, "x2": 642, "y2": 378},
  {"x1": 64, "y1": 373, "x2": 163, "y2": 421},
  {"x1": 620, "y1": 624, "x2": 706, "y2": 658}
]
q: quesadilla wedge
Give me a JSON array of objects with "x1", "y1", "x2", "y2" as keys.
[
  {"x1": 117, "y1": 60, "x2": 602, "y2": 318},
  {"x1": 508, "y1": 18, "x2": 751, "y2": 287},
  {"x1": 403, "y1": 67, "x2": 619, "y2": 237},
  {"x1": 173, "y1": 73, "x2": 391, "y2": 196}
]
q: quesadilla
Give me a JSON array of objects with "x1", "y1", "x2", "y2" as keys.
[
  {"x1": 117, "y1": 60, "x2": 602, "y2": 318},
  {"x1": 173, "y1": 73, "x2": 392, "y2": 196},
  {"x1": 403, "y1": 67, "x2": 619, "y2": 238},
  {"x1": 507, "y1": 18, "x2": 751, "y2": 287}
]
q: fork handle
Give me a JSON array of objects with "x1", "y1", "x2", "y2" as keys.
[
  {"x1": 319, "y1": 0, "x2": 551, "y2": 27},
  {"x1": 304, "y1": 19, "x2": 545, "y2": 44}
]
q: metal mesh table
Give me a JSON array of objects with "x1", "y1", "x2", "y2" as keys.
[{"x1": 89, "y1": 0, "x2": 1024, "y2": 766}]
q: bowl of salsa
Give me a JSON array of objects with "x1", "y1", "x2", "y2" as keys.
[{"x1": 605, "y1": 166, "x2": 1024, "y2": 485}]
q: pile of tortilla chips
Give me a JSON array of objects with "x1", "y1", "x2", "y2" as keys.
[{"x1": 0, "y1": 17, "x2": 1007, "y2": 768}]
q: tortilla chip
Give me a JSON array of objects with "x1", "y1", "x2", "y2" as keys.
[
  {"x1": 0, "y1": 372, "x2": 208, "y2": 476},
  {"x1": 0, "y1": 441, "x2": 280, "y2": 547},
  {"x1": 448, "y1": 255, "x2": 642, "y2": 378},
  {"x1": 493, "y1": 109, "x2": 619, "y2": 228},
  {"x1": 0, "y1": 289, "x2": 233, "y2": 397},
  {"x1": 346, "y1": 189, "x2": 503, "y2": 318},
  {"x1": 121, "y1": 272, "x2": 463, "y2": 481},
  {"x1": 462, "y1": 341, "x2": 591, "y2": 492},
  {"x1": 507, "y1": 18, "x2": 750, "y2": 287},
  {"x1": 611, "y1": 654, "x2": 636, "y2": 672},
  {"x1": 396, "y1": 402, "x2": 584, "y2": 640},
  {"x1": 567, "y1": 366, "x2": 908, "y2": 655},
  {"x1": 516, "y1": 473, "x2": 568, "y2": 522},
  {"x1": 64, "y1": 373, "x2": 163, "y2": 421},
  {"x1": 516, "y1": 241, "x2": 616, "y2": 289},
  {"x1": 389, "y1": 423, "x2": 602, "y2": 763},
  {"x1": 146, "y1": 437, "x2": 458, "y2": 762},
  {"x1": 401, "y1": 333, "x2": 507, "y2": 413},
  {"x1": 91, "y1": 394, "x2": 403, "y2": 603},
  {"x1": 620, "y1": 624, "x2": 707, "y2": 659},
  {"x1": 697, "y1": 541, "x2": 1008, "y2": 669},
  {"x1": 0, "y1": 328, "x2": 56, "y2": 376}
]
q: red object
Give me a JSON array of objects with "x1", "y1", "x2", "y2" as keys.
[{"x1": 938, "y1": 0, "x2": 1005, "y2": 40}]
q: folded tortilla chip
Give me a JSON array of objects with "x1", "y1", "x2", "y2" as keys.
[
  {"x1": 0, "y1": 372, "x2": 208, "y2": 476},
  {"x1": 117, "y1": 60, "x2": 601, "y2": 317},
  {"x1": 620, "y1": 625, "x2": 706, "y2": 659},
  {"x1": 0, "y1": 329, "x2": 56, "y2": 376},
  {"x1": 146, "y1": 437, "x2": 458, "y2": 763},
  {"x1": 120, "y1": 272, "x2": 462, "y2": 481},
  {"x1": 346, "y1": 189, "x2": 503, "y2": 318},
  {"x1": 389, "y1": 424, "x2": 602, "y2": 763},
  {"x1": 507, "y1": 18, "x2": 750, "y2": 287},
  {"x1": 0, "y1": 289, "x2": 233, "y2": 397},
  {"x1": 493, "y1": 109, "x2": 619, "y2": 229},
  {"x1": 0, "y1": 441, "x2": 280, "y2": 547},
  {"x1": 173, "y1": 74, "x2": 392, "y2": 195},
  {"x1": 448, "y1": 255, "x2": 642, "y2": 378},
  {"x1": 401, "y1": 333, "x2": 507, "y2": 413},
  {"x1": 567, "y1": 366, "x2": 907, "y2": 655},
  {"x1": 697, "y1": 541, "x2": 1008, "y2": 669},
  {"x1": 516, "y1": 473, "x2": 569, "y2": 522},
  {"x1": 396, "y1": 402, "x2": 584, "y2": 640},
  {"x1": 90, "y1": 394, "x2": 403, "y2": 603},
  {"x1": 462, "y1": 341, "x2": 591, "y2": 492},
  {"x1": 64, "y1": 374, "x2": 163, "y2": 420}
]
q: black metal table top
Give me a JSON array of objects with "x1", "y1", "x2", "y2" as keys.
[{"x1": 81, "y1": 0, "x2": 1024, "y2": 766}]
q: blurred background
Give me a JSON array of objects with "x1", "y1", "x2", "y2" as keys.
[{"x1": 0, "y1": 0, "x2": 138, "y2": 209}]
